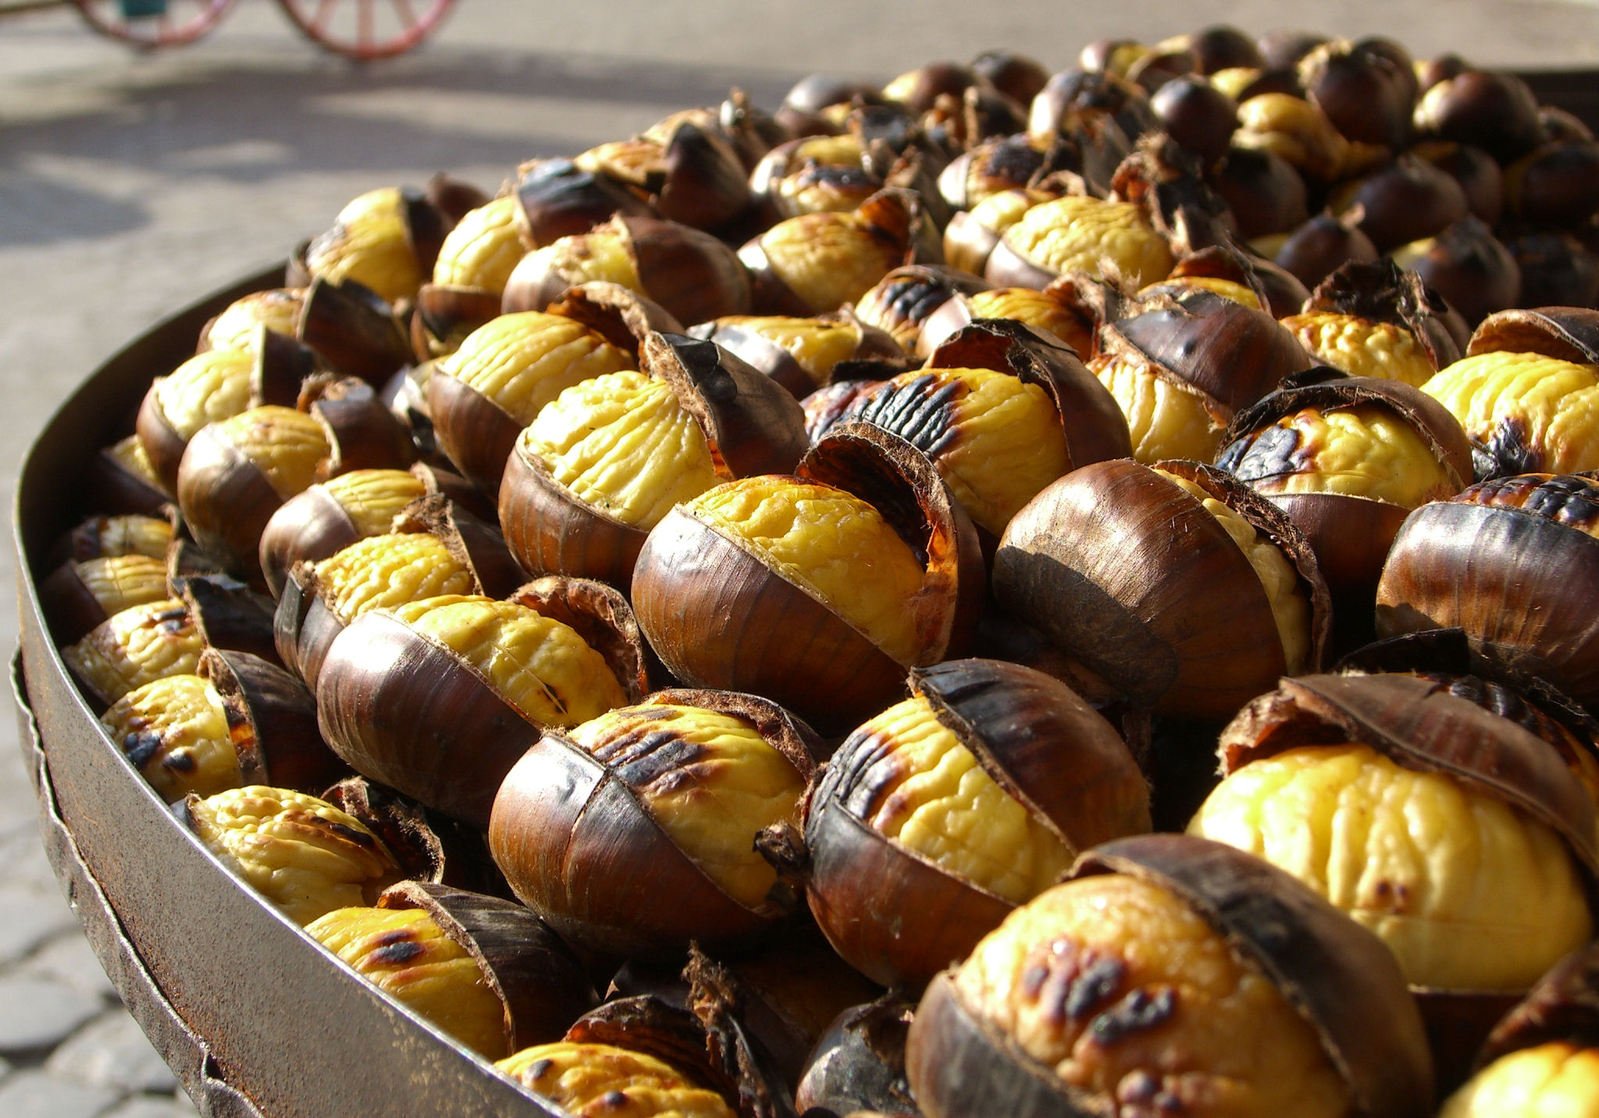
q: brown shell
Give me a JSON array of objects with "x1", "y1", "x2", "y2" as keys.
[
  {"x1": 315, "y1": 610, "x2": 547, "y2": 827},
  {"x1": 497, "y1": 449, "x2": 647, "y2": 592},
  {"x1": 1216, "y1": 671, "x2": 1599, "y2": 876},
  {"x1": 175, "y1": 425, "x2": 293, "y2": 588},
  {"x1": 198, "y1": 646, "x2": 345, "y2": 794},
  {"x1": 688, "y1": 307, "x2": 907, "y2": 399},
  {"x1": 1466, "y1": 306, "x2": 1599, "y2": 363},
  {"x1": 645, "y1": 331, "x2": 811, "y2": 481},
  {"x1": 631, "y1": 423, "x2": 984, "y2": 736},
  {"x1": 854, "y1": 265, "x2": 993, "y2": 356},
  {"x1": 423, "y1": 365, "x2": 522, "y2": 498},
  {"x1": 506, "y1": 576, "x2": 653, "y2": 704},
  {"x1": 1476, "y1": 940, "x2": 1599, "y2": 1064},
  {"x1": 1375, "y1": 487, "x2": 1599, "y2": 709},
  {"x1": 295, "y1": 276, "x2": 414, "y2": 385},
  {"x1": 542, "y1": 281, "x2": 685, "y2": 354},
  {"x1": 803, "y1": 658, "x2": 1150, "y2": 989},
  {"x1": 993, "y1": 458, "x2": 1332, "y2": 721},
  {"x1": 410, "y1": 283, "x2": 503, "y2": 359},
  {"x1": 375, "y1": 880, "x2": 598, "y2": 1054},
  {"x1": 488, "y1": 722, "x2": 797, "y2": 961},
  {"x1": 1304, "y1": 259, "x2": 1464, "y2": 370},
  {"x1": 1098, "y1": 289, "x2": 1314, "y2": 414},
  {"x1": 301, "y1": 375, "x2": 418, "y2": 477},
  {"x1": 512, "y1": 156, "x2": 657, "y2": 248}
]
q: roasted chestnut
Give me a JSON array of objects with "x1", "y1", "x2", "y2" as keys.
[
  {"x1": 496, "y1": 330, "x2": 809, "y2": 592},
  {"x1": 630, "y1": 422, "x2": 984, "y2": 735},
  {"x1": 496, "y1": 1041, "x2": 735, "y2": 1118},
  {"x1": 39, "y1": 551, "x2": 170, "y2": 646},
  {"x1": 1278, "y1": 260, "x2": 1462, "y2": 387},
  {"x1": 688, "y1": 308, "x2": 906, "y2": 399},
  {"x1": 179, "y1": 784, "x2": 404, "y2": 926},
  {"x1": 489, "y1": 690, "x2": 818, "y2": 960},
  {"x1": 983, "y1": 192, "x2": 1174, "y2": 291},
  {"x1": 906, "y1": 833, "x2": 1434, "y2": 1118},
  {"x1": 994, "y1": 458, "x2": 1330, "y2": 721},
  {"x1": 62, "y1": 596, "x2": 206, "y2": 711},
  {"x1": 802, "y1": 658, "x2": 1150, "y2": 988}
]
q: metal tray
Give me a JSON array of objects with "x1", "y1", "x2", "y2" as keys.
[{"x1": 11, "y1": 267, "x2": 560, "y2": 1118}]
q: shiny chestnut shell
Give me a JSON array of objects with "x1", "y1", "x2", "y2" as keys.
[
  {"x1": 993, "y1": 458, "x2": 1331, "y2": 721},
  {"x1": 802, "y1": 658, "x2": 1151, "y2": 989},
  {"x1": 630, "y1": 422, "x2": 985, "y2": 736},
  {"x1": 905, "y1": 833, "x2": 1435, "y2": 1118}
]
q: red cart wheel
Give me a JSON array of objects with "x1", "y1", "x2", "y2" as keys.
[
  {"x1": 71, "y1": 0, "x2": 235, "y2": 49},
  {"x1": 274, "y1": 0, "x2": 455, "y2": 61}
]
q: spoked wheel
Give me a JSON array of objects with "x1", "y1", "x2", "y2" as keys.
[
  {"x1": 274, "y1": 0, "x2": 455, "y2": 61},
  {"x1": 71, "y1": 0, "x2": 236, "y2": 49}
]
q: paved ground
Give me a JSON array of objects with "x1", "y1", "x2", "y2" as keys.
[{"x1": 5, "y1": 0, "x2": 1599, "y2": 1114}]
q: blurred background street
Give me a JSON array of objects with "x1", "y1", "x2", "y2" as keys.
[{"x1": 5, "y1": 0, "x2": 1599, "y2": 1114}]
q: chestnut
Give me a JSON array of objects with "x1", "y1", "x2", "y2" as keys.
[
  {"x1": 1232, "y1": 91, "x2": 1353, "y2": 183},
  {"x1": 1149, "y1": 74, "x2": 1239, "y2": 168},
  {"x1": 1328, "y1": 152, "x2": 1469, "y2": 254},
  {"x1": 489, "y1": 689, "x2": 819, "y2": 961},
  {"x1": 853, "y1": 264, "x2": 992, "y2": 357},
  {"x1": 1297, "y1": 36, "x2": 1416, "y2": 152},
  {"x1": 429, "y1": 192, "x2": 535, "y2": 298},
  {"x1": 1206, "y1": 145, "x2": 1310, "y2": 241},
  {"x1": 630, "y1": 421, "x2": 984, "y2": 735},
  {"x1": 62, "y1": 596, "x2": 205, "y2": 711},
  {"x1": 316, "y1": 585, "x2": 642, "y2": 826},
  {"x1": 503, "y1": 212, "x2": 752, "y2": 328},
  {"x1": 1391, "y1": 216, "x2": 1521, "y2": 328},
  {"x1": 199, "y1": 286, "x2": 307, "y2": 354},
  {"x1": 688, "y1": 307, "x2": 906, "y2": 399},
  {"x1": 1272, "y1": 208, "x2": 1381, "y2": 290},
  {"x1": 1087, "y1": 288, "x2": 1313, "y2": 463},
  {"x1": 1278, "y1": 259, "x2": 1462, "y2": 387},
  {"x1": 740, "y1": 187, "x2": 941, "y2": 318},
  {"x1": 983, "y1": 192, "x2": 1175, "y2": 292},
  {"x1": 495, "y1": 330, "x2": 809, "y2": 592},
  {"x1": 1414, "y1": 68, "x2": 1545, "y2": 164},
  {"x1": 993, "y1": 458, "x2": 1330, "y2": 721},
  {"x1": 297, "y1": 185, "x2": 434, "y2": 305},
  {"x1": 1216, "y1": 370, "x2": 1472, "y2": 654},
  {"x1": 39, "y1": 551, "x2": 169, "y2": 646},
  {"x1": 843, "y1": 318, "x2": 1130, "y2": 542},
  {"x1": 424, "y1": 308, "x2": 634, "y2": 496},
  {"x1": 1375, "y1": 472, "x2": 1599, "y2": 709},
  {"x1": 795, "y1": 994, "x2": 918, "y2": 1118},
  {"x1": 574, "y1": 119, "x2": 753, "y2": 235},
  {"x1": 802, "y1": 658, "x2": 1150, "y2": 988},
  {"x1": 906, "y1": 833, "x2": 1434, "y2": 1118},
  {"x1": 496, "y1": 1041, "x2": 734, "y2": 1118},
  {"x1": 1503, "y1": 139, "x2": 1599, "y2": 228},
  {"x1": 305, "y1": 881, "x2": 596, "y2": 1060},
  {"x1": 941, "y1": 183, "x2": 1069, "y2": 279}
]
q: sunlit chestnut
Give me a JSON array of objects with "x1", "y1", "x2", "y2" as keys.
[
  {"x1": 1375, "y1": 471, "x2": 1599, "y2": 709},
  {"x1": 306, "y1": 881, "x2": 596, "y2": 1060},
  {"x1": 273, "y1": 495, "x2": 523, "y2": 691},
  {"x1": 496, "y1": 1040, "x2": 735, "y2": 1118},
  {"x1": 1087, "y1": 288, "x2": 1313, "y2": 463},
  {"x1": 841, "y1": 319, "x2": 1130, "y2": 542},
  {"x1": 688, "y1": 307, "x2": 905, "y2": 399},
  {"x1": 1278, "y1": 259, "x2": 1462, "y2": 387},
  {"x1": 994, "y1": 458, "x2": 1330, "y2": 721},
  {"x1": 62, "y1": 597, "x2": 204, "y2": 712},
  {"x1": 1190, "y1": 671, "x2": 1598, "y2": 1078},
  {"x1": 802, "y1": 658, "x2": 1150, "y2": 988},
  {"x1": 40, "y1": 551, "x2": 169, "y2": 646},
  {"x1": 1391, "y1": 216, "x2": 1521, "y2": 328},
  {"x1": 1217, "y1": 371, "x2": 1471, "y2": 653},
  {"x1": 631, "y1": 422, "x2": 984, "y2": 735},
  {"x1": 504, "y1": 213, "x2": 751, "y2": 328},
  {"x1": 425, "y1": 308, "x2": 635, "y2": 496},
  {"x1": 740, "y1": 188, "x2": 941, "y2": 318},
  {"x1": 1419, "y1": 307, "x2": 1599, "y2": 479},
  {"x1": 906, "y1": 833, "x2": 1434, "y2": 1118},
  {"x1": 942, "y1": 183, "x2": 1069, "y2": 278},
  {"x1": 496, "y1": 330, "x2": 809, "y2": 591},
  {"x1": 984, "y1": 192, "x2": 1175, "y2": 291},
  {"x1": 574, "y1": 119, "x2": 752, "y2": 235},
  {"x1": 297, "y1": 186, "x2": 437, "y2": 305},
  {"x1": 316, "y1": 584, "x2": 644, "y2": 826},
  {"x1": 853, "y1": 264, "x2": 993, "y2": 357},
  {"x1": 490, "y1": 690, "x2": 818, "y2": 960}
]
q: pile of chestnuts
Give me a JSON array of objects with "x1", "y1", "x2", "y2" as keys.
[{"x1": 44, "y1": 19, "x2": 1599, "y2": 1118}]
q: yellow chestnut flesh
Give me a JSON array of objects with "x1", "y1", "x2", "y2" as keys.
[
  {"x1": 1142, "y1": 276, "x2": 1263, "y2": 310},
  {"x1": 1422, "y1": 352, "x2": 1599, "y2": 475},
  {"x1": 63, "y1": 598, "x2": 204, "y2": 706},
  {"x1": 305, "y1": 906, "x2": 505, "y2": 1058},
  {"x1": 432, "y1": 194, "x2": 529, "y2": 293},
  {"x1": 203, "y1": 288, "x2": 306, "y2": 353},
  {"x1": 1001, "y1": 196, "x2": 1174, "y2": 288},
  {"x1": 1280, "y1": 313, "x2": 1439, "y2": 388},
  {"x1": 952, "y1": 873, "x2": 1350, "y2": 1117},
  {"x1": 1440, "y1": 1042, "x2": 1599, "y2": 1117},
  {"x1": 563, "y1": 703, "x2": 805, "y2": 908},
  {"x1": 688, "y1": 477, "x2": 926, "y2": 665},
  {"x1": 71, "y1": 554, "x2": 170, "y2": 619},
  {"x1": 496, "y1": 1041, "x2": 734, "y2": 1118},
  {"x1": 152, "y1": 348, "x2": 257, "y2": 441},
  {"x1": 963, "y1": 289, "x2": 1084, "y2": 352},
  {"x1": 386, "y1": 595, "x2": 627, "y2": 729},
  {"x1": 707, "y1": 315, "x2": 865, "y2": 389},
  {"x1": 851, "y1": 695, "x2": 1073, "y2": 903},
  {"x1": 211, "y1": 406, "x2": 332, "y2": 500},
  {"x1": 101, "y1": 674, "x2": 245, "y2": 801},
  {"x1": 757, "y1": 212, "x2": 903, "y2": 313},
  {"x1": 1188, "y1": 743, "x2": 1594, "y2": 990},
  {"x1": 312, "y1": 533, "x2": 477, "y2": 624},
  {"x1": 520, "y1": 227, "x2": 642, "y2": 293},
  {"x1": 1223, "y1": 404, "x2": 1459, "y2": 507},
  {"x1": 303, "y1": 186, "x2": 423, "y2": 304},
  {"x1": 1092, "y1": 351, "x2": 1226, "y2": 463},
  {"x1": 184, "y1": 785, "x2": 401, "y2": 926},
  {"x1": 1154, "y1": 468, "x2": 1311, "y2": 675},
  {"x1": 68, "y1": 514, "x2": 175, "y2": 561},
  {"x1": 522, "y1": 370, "x2": 720, "y2": 530},
  {"x1": 440, "y1": 312, "x2": 633, "y2": 425},
  {"x1": 859, "y1": 367, "x2": 1069, "y2": 536},
  {"x1": 314, "y1": 469, "x2": 431, "y2": 538}
]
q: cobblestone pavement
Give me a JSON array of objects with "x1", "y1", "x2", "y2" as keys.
[{"x1": 6, "y1": 0, "x2": 1599, "y2": 1114}]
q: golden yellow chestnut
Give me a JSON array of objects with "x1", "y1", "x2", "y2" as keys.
[{"x1": 496, "y1": 1042, "x2": 734, "y2": 1118}]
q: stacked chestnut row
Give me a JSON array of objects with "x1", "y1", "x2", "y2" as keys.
[{"x1": 40, "y1": 20, "x2": 1599, "y2": 1118}]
